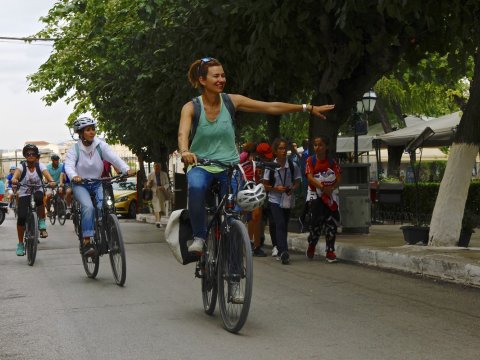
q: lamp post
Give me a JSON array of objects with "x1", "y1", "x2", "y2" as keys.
[{"x1": 353, "y1": 90, "x2": 377, "y2": 162}]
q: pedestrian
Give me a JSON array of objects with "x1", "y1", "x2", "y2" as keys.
[
  {"x1": 238, "y1": 142, "x2": 267, "y2": 256},
  {"x1": 305, "y1": 135, "x2": 342, "y2": 263},
  {"x1": 263, "y1": 138, "x2": 301, "y2": 264},
  {"x1": 147, "y1": 162, "x2": 169, "y2": 228},
  {"x1": 256, "y1": 141, "x2": 278, "y2": 256}
]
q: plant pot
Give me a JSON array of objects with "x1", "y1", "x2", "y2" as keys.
[
  {"x1": 458, "y1": 229, "x2": 474, "y2": 248},
  {"x1": 400, "y1": 225, "x2": 429, "y2": 245}
]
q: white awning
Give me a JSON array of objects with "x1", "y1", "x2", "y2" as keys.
[
  {"x1": 336, "y1": 136, "x2": 373, "y2": 153},
  {"x1": 375, "y1": 112, "x2": 461, "y2": 147}
]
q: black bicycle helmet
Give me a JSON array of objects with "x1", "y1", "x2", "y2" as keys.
[
  {"x1": 51, "y1": 154, "x2": 60, "y2": 160},
  {"x1": 22, "y1": 144, "x2": 40, "y2": 158}
]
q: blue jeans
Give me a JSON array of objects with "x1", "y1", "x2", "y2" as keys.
[
  {"x1": 73, "y1": 183, "x2": 103, "y2": 238},
  {"x1": 187, "y1": 167, "x2": 236, "y2": 240},
  {"x1": 269, "y1": 202, "x2": 291, "y2": 254}
]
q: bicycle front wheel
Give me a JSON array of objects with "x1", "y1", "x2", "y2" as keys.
[
  {"x1": 57, "y1": 199, "x2": 67, "y2": 225},
  {"x1": 201, "y1": 217, "x2": 219, "y2": 315},
  {"x1": 26, "y1": 212, "x2": 39, "y2": 266},
  {"x1": 217, "y1": 219, "x2": 253, "y2": 333},
  {"x1": 107, "y1": 213, "x2": 126, "y2": 286},
  {"x1": 81, "y1": 220, "x2": 99, "y2": 279}
]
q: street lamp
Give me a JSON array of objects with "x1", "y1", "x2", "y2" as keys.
[{"x1": 353, "y1": 90, "x2": 377, "y2": 162}]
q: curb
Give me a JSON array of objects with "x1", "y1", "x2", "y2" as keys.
[
  {"x1": 135, "y1": 214, "x2": 480, "y2": 288},
  {"x1": 286, "y1": 233, "x2": 480, "y2": 288}
]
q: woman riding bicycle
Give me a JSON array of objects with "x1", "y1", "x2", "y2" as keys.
[
  {"x1": 178, "y1": 57, "x2": 335, "y2": 253},
  {"x1": 64, "y1": 116, "x2": 135, "y2": 257},
  {"x1": 11, "y1": 144, "x2": 56, "y2": 256}
]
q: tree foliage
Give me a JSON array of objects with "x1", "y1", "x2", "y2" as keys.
[{"x1": 28, "y1": 0, "x2": 480, "y2": 159}]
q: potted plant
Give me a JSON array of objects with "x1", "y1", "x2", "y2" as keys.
[{"x1": 458, "y1": 209, "x2": 478, "y2": 247}]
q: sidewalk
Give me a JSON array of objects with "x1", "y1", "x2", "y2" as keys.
[{"x1": 136, "y1": 213, "x2": 480, "y2": 288}]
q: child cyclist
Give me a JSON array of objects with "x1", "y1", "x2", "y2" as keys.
[
  {"x1": 305, "y1": 136, "x2": 342, "y2": 262},
  {"x1": 65, "y1": 116, "x2": 136, "y2": 257},
  {"x1": 11, "y1": 144, "x2": 56, "y2": 256}
]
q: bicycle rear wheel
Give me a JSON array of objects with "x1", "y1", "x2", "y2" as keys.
[
  {"x1": 107, "y1": 213, "x2": 126, "y2": 286},
  {"x1": 57, "y1": 199, "x2": 67, "y2": 225},
  {"x1": 201, "y1": 217, "x2": 219, "y2": 315},
  {"x1": 26, "y1": 212, "x2": 39, "y2": 266},
  {"x1": 47, "y1": 199, "x2": 56, "y2": 225},
  {"x1": 217, "y1": 219, "x2": 253, "y2": 333}
]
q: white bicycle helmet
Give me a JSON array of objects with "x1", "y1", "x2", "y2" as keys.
[
  {"x1": 236, "y1": 181, "x2": 266, "y2": 211},
  {"x1": 73, "y1": 116, "x2": 96, "y2": 132}
]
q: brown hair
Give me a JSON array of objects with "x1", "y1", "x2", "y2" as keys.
[
  {"x1": 272, "y1": 137, "x2": 288, "y2": 154},
  {"x1": 187, "y1": 58, "x2": 223, "y2": 90}
]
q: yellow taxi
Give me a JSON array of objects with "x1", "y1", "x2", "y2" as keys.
[{"x1": 113, "y1": 178, "x2": 137, "y2": 218}]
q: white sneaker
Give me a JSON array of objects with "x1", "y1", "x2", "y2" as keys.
[
  {"x1": 188, "y1": 237, "x2": 205, "y2": 253},
  {"x1": 230, "y1": 282, "x2": 244, "y2": 304},
  {"x1": 155, "y1": 222, "x2": 163, "y2": 228},
  {"x1": 271, "y1": 246, "x2": 278, "y2": 257}
]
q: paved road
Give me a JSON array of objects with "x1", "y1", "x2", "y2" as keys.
[{"x1": 1, "y1": 211, "x2": 480, "y2": 360}]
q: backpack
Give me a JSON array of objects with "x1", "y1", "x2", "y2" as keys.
[
  {"x1": 269, "y1": 158, "x2": 295, "y2": 186},
  {"x1": 190, "y1": 93, "x2": 236, "y2": 143},
  {"x1": 75, "y1": 142, "x2": 103, "y2": 166},
  {"x1": 19, "y1": 162, "x2": 43, "y2": 182}
]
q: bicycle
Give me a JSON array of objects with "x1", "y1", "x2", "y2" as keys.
[
  {"x1": 16, "y1": 183, "x2": 46, "y2": 266},
  {"x1": 194, "y1": 158, "x2": 277, "y2": 333},
  {"x1": 71, "y1": 197, "x2": 81, "y2": 236},
  {"x1": 75, "y1": 176, "x2": 127, "y2": 286},
  {"x1": 46, "y1": 186, "x2": 67, "y2": 226}
]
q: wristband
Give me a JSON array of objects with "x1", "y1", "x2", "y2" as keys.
[{"x1": 302, "y1": 104, "x2": 307, "y2": 112}]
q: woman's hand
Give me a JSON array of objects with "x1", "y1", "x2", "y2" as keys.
[
  {"x1": 73, "y1": 176, "x2": 82, "y2": 183},
  {"x1": 49, "y1": 181, "x2": 56, "y2": 188},
  {"x1": 311, "y1": 104, "x2": 335, "y2": 120},
  {"x1": 126, "y1": 169, "x2": 136, "y2": 177},
  {"x1": 181, "y1": 151, "x2": 197, "y2": 166}
]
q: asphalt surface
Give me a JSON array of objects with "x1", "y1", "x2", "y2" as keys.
[{"x1": 1, "y1": 211, "x2": 480, "y2": 360}]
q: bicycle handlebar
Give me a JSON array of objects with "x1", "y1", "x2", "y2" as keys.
[{"x1": 80, "y1": 174, "x2": 131, "y2": 184}]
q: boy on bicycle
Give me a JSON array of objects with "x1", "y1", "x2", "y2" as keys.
[{"x1": 11, "y1": 144, "x2": 56, "y2": 256}]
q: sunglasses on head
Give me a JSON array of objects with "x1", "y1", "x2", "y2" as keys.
[
  {"x1": 25, "y1": 152, "x2": 37, "y2": 157},
  {"x1": 197, "y1": 57, "x2": 217, "y2": 77}
]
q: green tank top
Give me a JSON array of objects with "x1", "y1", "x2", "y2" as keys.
[{"x1": 189, "y1": 95, "x2": 239, "y2": 173}]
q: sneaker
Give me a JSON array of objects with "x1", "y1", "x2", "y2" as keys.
[
  {"x1": 306, "y1": 243, "x2": 316, "y2": 259},
  {"x1": 253, "y1": 247, "x2": 267, "y2": 257},
  {"x1": 16, "y1": 242, "x2": 25, "y2": 256},
  {"x1": 326, "y1": 250, "x2": 337, "y2": 263},
  {"x1": 271, "y1": 246, "x2": 278, "y2": 257},
  {"x1": 229, "y1": 282, "x2": 244, "y2": 304},
  {"x1": 188, "y1": 237, "x2": 205, "y2": 253},
  {"x1": 280, "y1": 251, "x2": 290, "y2": 265},
  {"x1": 155, "y1": 222, "x2": 162, "y2": 228}
]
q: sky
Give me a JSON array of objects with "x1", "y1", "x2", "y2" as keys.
[{"x1": 0, "y1": 1, "x2": 74, "y2": 151}]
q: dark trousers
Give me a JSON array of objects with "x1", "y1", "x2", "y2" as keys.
[
  {"x1": 307, "y1": 198, "x2": 340, "y2": 251},
  {"x1": 268, "y1": 202, "x2": 291, "y2": 255}
]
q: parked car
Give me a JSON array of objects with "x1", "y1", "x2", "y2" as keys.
[{"x1": 113, "y1": 178, "x2": 137, "y2": 218}]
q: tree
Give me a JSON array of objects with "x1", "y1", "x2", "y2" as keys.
[{"x1": 429, "y1": 48, "x2": 480, "y2": 246}]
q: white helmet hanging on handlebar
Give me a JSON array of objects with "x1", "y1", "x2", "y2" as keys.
[{"x1": 236, "y1": 181, "x2": 267, "y2": 211}]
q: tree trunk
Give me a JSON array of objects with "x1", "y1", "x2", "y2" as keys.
[
  {"x1": 429, "y1": 143, "x2": 478, "y2": 246},
  {"x1": 429, "y1": 48, "x2": 480, "y2": 247},
  {"x1": 266, "y1": 115, "x2": 280, "y2": 143}
]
